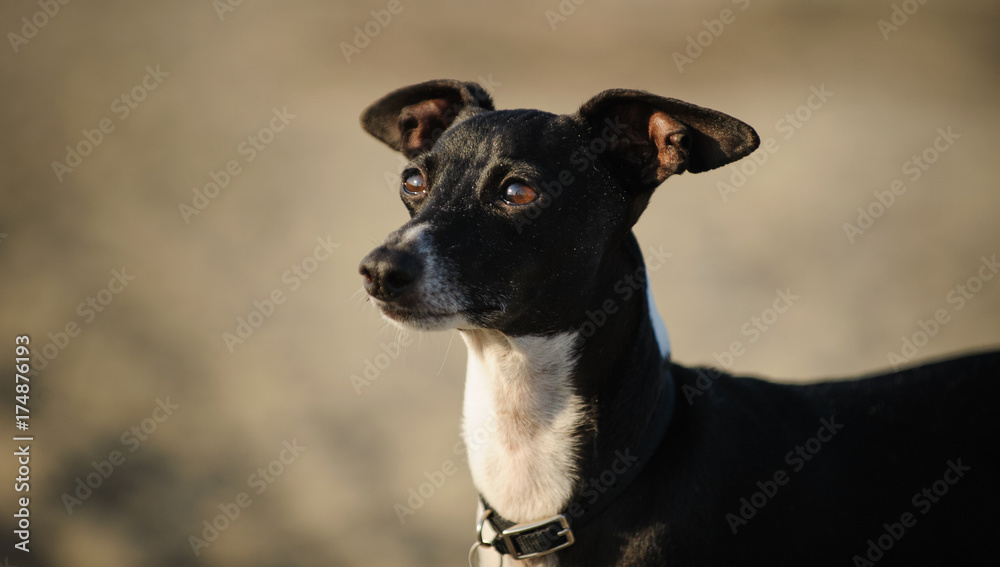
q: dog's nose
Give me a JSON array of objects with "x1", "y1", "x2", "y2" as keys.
[{"x1": 359, "y1": 246, "x2": 423, "y2": 302}]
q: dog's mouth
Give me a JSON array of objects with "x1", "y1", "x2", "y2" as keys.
[
  {"x1": 371, "y1": 298, "x2": 505, "y2": 332},
  {"x1": 371, "y1": 299, "x2": 467, "y2": 331}
]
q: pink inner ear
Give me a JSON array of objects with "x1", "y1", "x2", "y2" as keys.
[
  {"x1": 648, "y1": 112, "x2": 689, "y2": 181},
  {"x1": 400, "y1": 98, "x2": 458, "y2": 157}
]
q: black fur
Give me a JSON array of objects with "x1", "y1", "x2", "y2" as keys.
[{"x1": 360, "y1": 80, "x2": 1000, "y2": 566}]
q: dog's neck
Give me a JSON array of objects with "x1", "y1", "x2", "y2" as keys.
[{"x1": 460, "y1": 235, "x2": 671, "y2": 527}]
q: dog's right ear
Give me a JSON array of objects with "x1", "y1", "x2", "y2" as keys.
[
  {"x1": 360, "y1": 80, "x2": 495, "y2": 159},
  {"x1": 577, "y1": 89, "x2": 759, "y2": 190}
]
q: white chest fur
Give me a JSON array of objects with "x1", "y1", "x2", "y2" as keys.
[{"x1": 460, "y1": 330, "x2": 585, "y2": 524}]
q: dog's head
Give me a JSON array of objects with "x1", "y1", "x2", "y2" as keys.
[{"x1": 359, "y1": 79, "x2": 758, "y2": 335}]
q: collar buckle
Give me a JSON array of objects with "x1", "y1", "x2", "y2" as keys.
[{"x1": 493, "y1": 514, "x2": 575, "y2": 560}]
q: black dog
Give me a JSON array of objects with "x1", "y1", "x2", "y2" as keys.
[{"x1": 358, "y1": 79, "x2": 999, "y2": 566}]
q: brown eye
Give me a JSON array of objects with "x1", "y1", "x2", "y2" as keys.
[
  {"x1": 503, "y1": 182, "x2": 538, "y2": 205},
  {"x1": 402, "y1": 173, "x2": 426, "y2": 195}
]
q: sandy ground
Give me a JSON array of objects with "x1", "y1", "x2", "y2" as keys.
[{"x1": 1, "y1": 1, "x2": 998, "y2": 565}]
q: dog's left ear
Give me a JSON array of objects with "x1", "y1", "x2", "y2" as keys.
[
  {"x1": 361, "y1": 79, "x2": 495, "y2": 159},
  {"x1": 577, "y1": 89, "x2": 759, "y2": 190}
]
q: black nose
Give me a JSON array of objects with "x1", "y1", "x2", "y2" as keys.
[{"x1": 359, "y1": 246, "x2": 424, "y2": 302}]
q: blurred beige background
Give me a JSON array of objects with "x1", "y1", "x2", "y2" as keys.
[{"x1": 1, "y1": 1, "x2": 998, "y2": 565}]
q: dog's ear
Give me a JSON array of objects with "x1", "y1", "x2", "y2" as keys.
[
  {"x1": 361, "y1": 79, "x2": 495, "y2": 159},
  {"x1": 577, "y1": 89, "x2": 759, "y2": 190}
]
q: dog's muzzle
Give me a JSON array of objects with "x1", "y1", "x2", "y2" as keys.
[{"x1": 359, "y1": 245, "x2": 424, "y2": 303}]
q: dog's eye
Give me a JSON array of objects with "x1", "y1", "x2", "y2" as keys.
[
  {"x1": 402, "y1": 173, "x2": 427, "y2": 196},
  {"x1": 503, "y1": 182, "x2": 538, "y2": 205}
]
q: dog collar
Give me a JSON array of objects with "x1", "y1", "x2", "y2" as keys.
[{"x1": 471, "y1": 364, "x2": 676, "y2": 562}]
